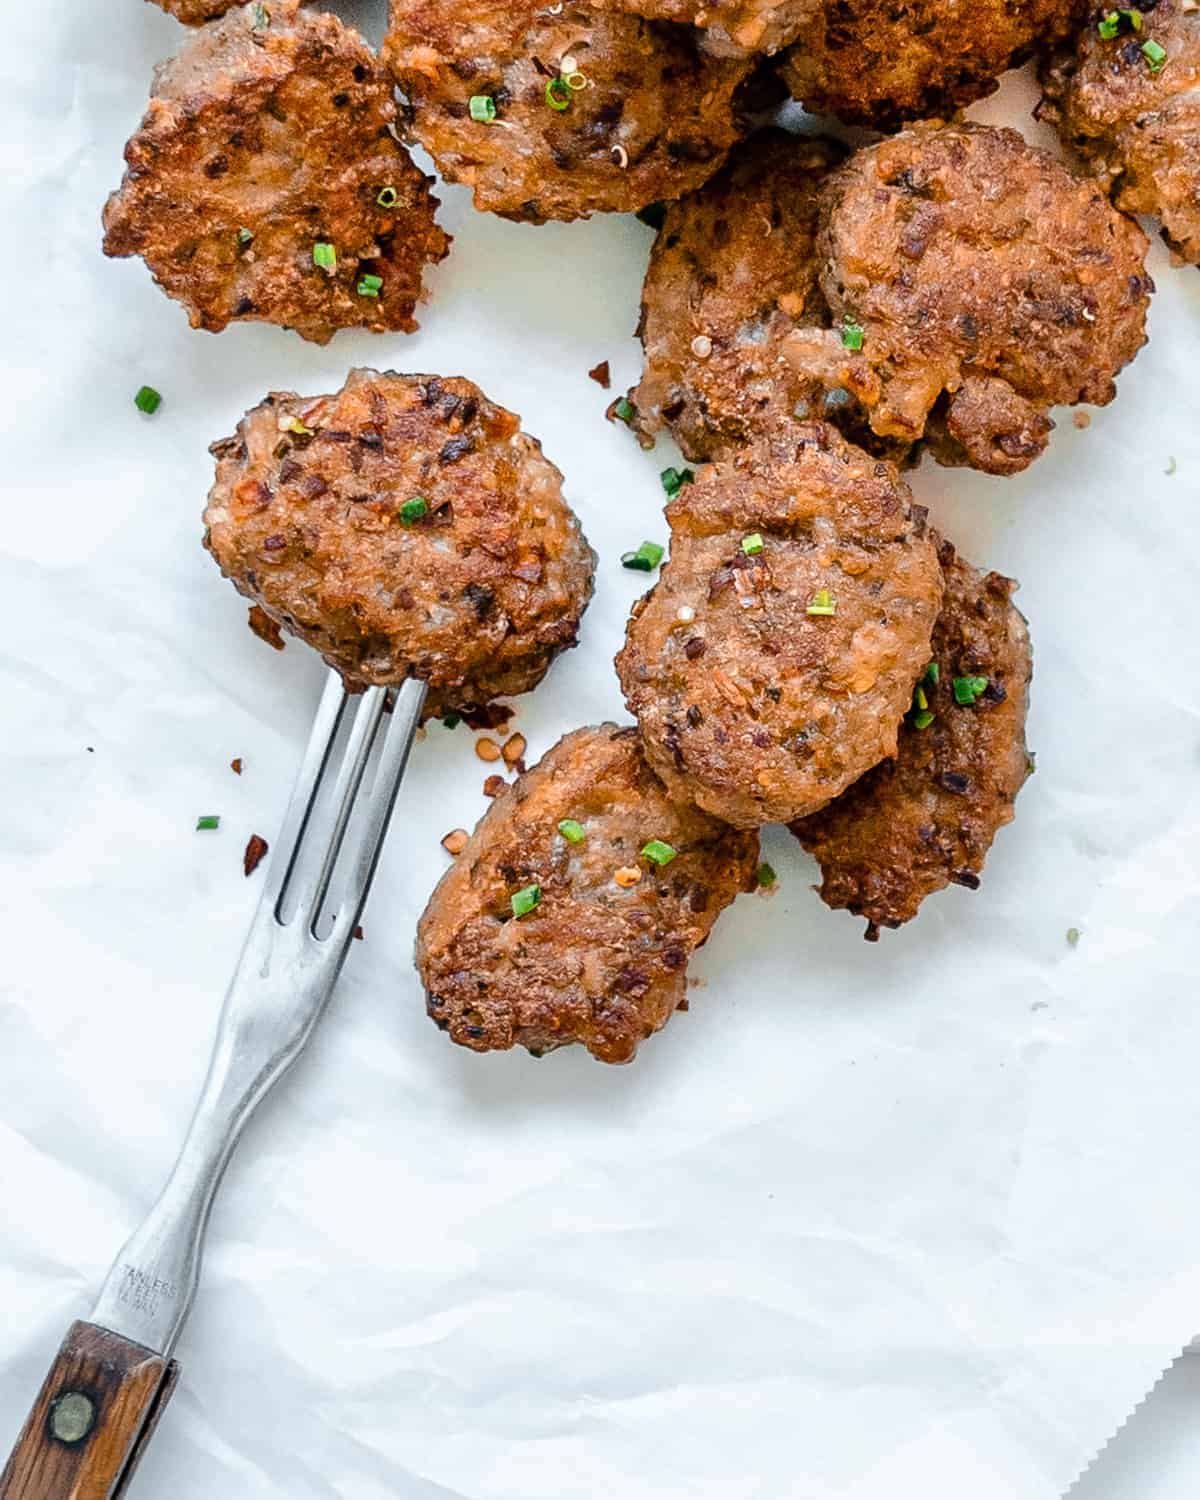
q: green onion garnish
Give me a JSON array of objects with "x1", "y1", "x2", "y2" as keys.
[
  {"x1": 399, "y1": 496, "x2": 428, "y2": 525},
  {"x1": 134, "y1": 385, "x2": 162, "y2": 416},
  {"x1": 806, "y1": 589, "x2": 836, "y2": 616},
  {"x1": 641, "y1": 839, "x2": 677, "y2": 866},
  {"x1": 511, "y1": 883, "x2": 542, "y2": 918},
  {"x1": 237, "y1": 226, "x2": 254, "y2": 246},
  {"x1": 196, "y1": 815, "x2": 220, "y2": 831},
  {"x1": 545, "y1": 77, "x2": 572, "y2": 111},
  {"x1": 841, "y1": 321, "x2": 865, "y2": 352},
  {"x1": 357, "y1": 273, "x2": 383, "y2": 298},
  {"x1": 251, "y1": 3, "x2": 270, "y2": 29},
  {"x1": 1142, "y1": 37, "x2": 1167, "y2": 69},
  {"x1": 469, "y1": 95, "x2": 497, "y2": 123},
  {"x1": 911, "y1": 710, "x2": 935, "y2": 731},
  {"x1": 612, "y1": 396, "x2": 635, "y2": 425},
  {"x1": 377, "y1": 186, "x2": 399, "y2": 208},
  {"x1": 621, "y1": 541, "x2": 665, "y2": 572},
  {"x1": 313, "y1": 241, "x2": 337, "y2": 272},
  {"x1": 924, "y1": 661, "x2": 940, "y2": 686},
  {"x1": 953, "y1": 675, "x2": 989, "y2": 705},
  {"x1": 756, "y1": 862, "x2": 777, "y2": 889},
  {"x1": 558, "y1": 819, "x2": 586, "y2": 844},
  {"x1": 1067, "y1": 927, "x2": 1081, "y2": 947},
  {"x1": 913, "y1": 685, "x2": 929, "y2": 712},
  {"x1": 442, "y1": 713, "x2": 461, "y2": 730},
  {"x1": 661, "y1": 466, "x2": 695, "y2": 498},
  {"x1": 741, "y1": 533, "x2": 764, "y2": 556},
  {"x1": 1098, "y1": 7, "x2": 1142, "y2": 37}
]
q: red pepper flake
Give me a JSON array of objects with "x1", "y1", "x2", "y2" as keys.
[
  {"x1": 461, "y1": 702, "x2": 515, "y2": 732},
  {"x1": 588, "y1": 360, "x2": 612, "y2": 389},
  {"x1": 243, "y1": 833, "x2": 269, "y2": 877},
  {"x1": 483, "y1": 774, "x2": 507, "y2": 797},
  {"x1": 247, "y1": 605, "x2": 285, "y2": 651},
  {"x1": 353, "y1": 925, "x2": 364, "y2": 941},
  {"x1": 230, "y1": 758, "x2": 244, "y2": 775}
]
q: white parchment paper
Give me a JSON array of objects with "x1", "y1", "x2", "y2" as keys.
[{"x1": 2, "y1": 3, "x2": 1199, "y2": 1496}]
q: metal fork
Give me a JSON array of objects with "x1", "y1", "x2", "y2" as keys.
[{"x1": 0, "y1": 670, "x2": 426, "y2": 1500}]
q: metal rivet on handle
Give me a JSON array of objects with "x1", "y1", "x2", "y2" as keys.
[{"x1": 49, "y1": 1391, "x2": 96, "y2": 1445}]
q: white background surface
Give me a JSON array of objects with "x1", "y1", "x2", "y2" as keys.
[{"x1": 1, "y1": 1, "x2": 1199, "y2": 1496}]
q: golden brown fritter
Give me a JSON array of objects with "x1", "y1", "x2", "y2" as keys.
[
  {"x1": 792, "y1": 538, "x2": 1033, "y2": 937},
  {"x1": 615, "y1": 425, "x2": 942, "y2": 829},
  {"x1": 416, "y1": 725, "x2": 760, "y2": 1064},
  {"x1": 589, "y1": 0, "x2": 819, "y2": 55},
  {"x1": 628, "y1": 129, "x2": 911, "y2": 464},
  {"x1": 1039, "y1": 0, "x2": 1200, "y2": 266},
  {"x1": 151, "y1": 0, "x2": 241, "y2": 22},
  {"x1": 203, "y1": 371, "x2": 596, "y2": 716},
  {"x1": 104, "y1": 1, "x2": 450, "y2": 343},
  {"x1": 779, "y1": 0, "x2": 1083, "y2": 129},
  {"x1": 784, "y1": 123, "x2": 1152, "y2": 475},
  {"x1": 382, "y1": 0, "x2": 753, "y2": 223}
]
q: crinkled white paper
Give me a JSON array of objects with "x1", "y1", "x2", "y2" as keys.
[{"x1": 2, "y1": 4, "x2": 1199, "y2": 1496}]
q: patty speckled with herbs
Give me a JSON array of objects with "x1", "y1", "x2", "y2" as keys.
[{"x1": 203, "y1": 370, "x2": 595, "y2": 718}]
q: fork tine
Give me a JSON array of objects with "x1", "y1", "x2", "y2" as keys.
[
  {"x1": 262, "y1": 670, "x2": 349, "y2": 920},
  {"x1": 322, "y1": 676, "x2": 427, "y2": 943}
]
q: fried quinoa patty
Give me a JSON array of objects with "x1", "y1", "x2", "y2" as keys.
[
  {"x1": 783, "y1": 123, "x2": 1152, "y2": 476},
  {"x1": 792, "y1": 539, "x2": 1033, "y2": 937},
  {"x1": 104, "y1": 1, "x2": 450, "y2": 343},
  {"x1": 203, "y1": 371, "x2": 596, "y2": 715},
  {"x1": 589, "y1": 0, "x2": 819, "y2": 56},
  {"x1": 416, "y1": 725, "x2": 759, "y2": 1064},
  {"x1": 628, "y1": 130, "x2": 909, "y2": 464},
  {"x1": 1039, "y1": 0, "x2": 1200, "y2": 267},
  {"x1": 779, "y1": 0, "x2": 1083, "y2": 129},
  {"x1": 382, "y1": 0, "x2": 753, "y2": 223},
  {"x1": 615, "y1": 426, "x2": 943, "y2": 828}
]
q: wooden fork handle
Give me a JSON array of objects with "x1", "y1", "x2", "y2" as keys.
[{"x1": 0, "y1": 1322, "x2": 179, "y2": 1500}]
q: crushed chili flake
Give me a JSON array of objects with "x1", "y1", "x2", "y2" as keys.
[
  {"x1": 588, "y1": 360, "x2": 612, "y2": 389},
  {"x1": 461, "y1": 702, "x2": 514, "y2": 731},
  {"x1": 230, "y1": 758, "x2": 243, "y2": 775},
  {"x1": 243, "y1": 833, "x2": 269, "y2": 877},
  {"x1": 483, "y1": 774, "x2": 507, "y2": 797},
  {"x1": 247, "y1": 605, "x2": 285, "y2": 651},
  {"x1": 353, "y1": 925, "x2": 364, "y2": 941}
]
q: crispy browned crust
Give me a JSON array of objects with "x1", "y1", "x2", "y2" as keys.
[
  {"x1": 615, "y1": 425, "x2": 942, "y2": 828},
  {"x1": 151, "y1": 0, "x2": 241, "y2": 22},
  {"x1": 629, "y1": 130, "x2": 912, "y2": 464},
  {"x1": 203, "y1": 371, "x2": 596, "y2": 714},
  {"x1": 104, "y1": 1, "x2": 450, "y2": 343},
  {"x1": 783, "y1": 123, "x2": 1152, "y2": 476},
  {"x1": 382, "y1": 0, "x2": 753, "y2": 223},
  {"x1": 589, "y1": 0, "x2": 819, "y2": 55},
  {"x1": 416, "y1": 725, "x2": 760, "y2": 1064},
  {"x1": 779, "y1": 0, "x2": 1084, "y2": 128},
  {"x1": 792, "y1": 538, "x2": 1033, "y2": 936},
  {"x1": 1039, "y1": 0, "x2": 1200, "y2": 266}
]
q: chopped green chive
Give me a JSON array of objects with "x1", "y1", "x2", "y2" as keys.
[
  {"x1": 312, "y1": 241, "x2": 337, "y2": 272},
  {"x1": 196, "y1": 815, "x2": 220, "y2": 831},
  {"x1": 545, "y1": 76, "x2": 572, "y2": 111},
  {"x1": 913, "y1": 685, "x2": 929, "y2": 712},
  {"x1": 841, "y1": 321, "x2": 865, "y2": 352},
  {"x1": 953, "y1": 674, "x2": 990, "y2": 705},
  {"x1": 637, "y1": 202, "x2": 667, "y2": 230},
  {"x1": 134, "y1": 385, "x2": 162, "y2": 415},
  {"x1": 1142, "y1": 37, "x2": 1167, "y2": 69},
  {"x1": 622, "y1": 540, "x2": 665, "y2": 572},
  {"x1": 612, "y1": 396, "x2": 636, "y2": 425},
  {"x1": 357, "y1": 273, "x2": 383, "y2": 298},
  {"x1": 237, "y1": 226, "x2": 254, "y2": 246},
  {"x1": 661, "y1": 466, "x2": 695, "y2": 498},
  {"x1": 442, "y1": 713, "x2": 461, "y2": 730},
  {"x1": 286, "y1": 417, "x2": 313, "y2": 436},
  {"x1": 558, "y1": 818, "x2": 586, "y2": 844},
  {"x1": 756, "y1": 862, "x2": 777, "y2": 889},
  {"x1": 641, "y1": 839, "x2": 678, "y2": 866},
  {"x1": 806, "y1": 588, "x2": 836, "y2": 616},
  {"x1": 1166, "y1": 455, "x2": 1178, "y2": 476},
  {"x1": 376, "y1": 185, "x2": 399, "y2": 208},
  {"x1": 399, "y1": 496, "x2": 428, "y2": 525},
  {"x1": 469, "y1": 94, "x2": 497, "y2": 123},
  {"x1": 924, "y1": 660, "x2": 940, "y2": 686},
  {"x1": 1098, "y1": 7, "x2": 1142, "y2": 37},
  {"x1": 912, "y1": 710, "x2": 935, "y2": 731},
  {"x1": 251, "y1": 2, "x2": 270, "y2": 29},
  {"x1": 1067, "y1": 927, "x2": 1081, "y2": 947},
  {"x1": 511, "y1": 883, "x2": 542, "y2": 919},
  {"x1": 742, "y1": 533, "x2": 765, "y2": 556}
]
